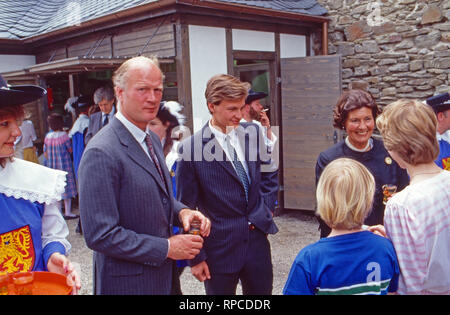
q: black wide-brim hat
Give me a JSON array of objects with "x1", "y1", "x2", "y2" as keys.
[
  {"x1": 245, "y1": 89, "x2": 267, "y2": 105},
  {"x1": 426, "y1": 92, "x2": 450, "y2": 113},
  {"x1": 0, "y1": 74, "x2": 46, "y2": 108}
]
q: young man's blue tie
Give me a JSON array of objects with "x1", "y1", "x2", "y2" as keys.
[{"x1": 226, "y1": 136, "x2": 249, "y2": 202}]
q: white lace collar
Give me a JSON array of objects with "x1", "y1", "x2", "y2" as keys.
[{"x1": 0, "y1": 158, "x2": 67, "y2": 205}]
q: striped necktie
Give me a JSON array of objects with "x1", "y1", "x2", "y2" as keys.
[
  {"x1": 226, "y1": 136, "x2": 249, "y2": 202},
  {"x1": 145, "y1": 134, "x2": 166, "y2": 187}
]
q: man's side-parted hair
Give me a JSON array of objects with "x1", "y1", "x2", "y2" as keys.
[
  {"x1": 376, "y1": 99, "x2": 439, "y2": 165},
  {"x1": 93, "y1": 85, "x2": 115, "y2": 104},
  {"x1": 205, "y1": 74, "x2": 250, "y2": 107},
  {"x1": 316, "y1": 158, "x2": 375, "y2": 231},
  {"x1": 112, "y1": 56, "x2": 163, "y2": 90}
]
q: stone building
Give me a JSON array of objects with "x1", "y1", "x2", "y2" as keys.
[{"x1": 318, "y1": 0, "x2": 450, "y2": 105}]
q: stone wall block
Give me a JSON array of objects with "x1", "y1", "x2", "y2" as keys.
[
  {"x1": 410, "y1": 60, "x2": 424, "y2": 71},
  {"x1": 362, "y1": 40, "x2": 380, "y2": 53},
  {"x1": 343, "y1": 58, "x2": 361, "y2": 68},
  {"x1": 348, "y1": 80, "x2": 369, "y2": 91},
  {"x1": 354, "y1": 66, "x2": 369, "y2": 76},
  {"x1": 414, "y1": 30, "x2": 441, "y2": 48},
  {"x1": 443, "y1": 32, "x2": 450, "y2": 42},
  {"x1": 382, "y1": 87, "x2": 396, "y2": 96},
  {"x1": 344, "y1": 21, "x2": 372, "y2": 41},
  {"x1": 336, "y1": 42, "x2": 355, "y2": 56},
  {"x1": 421, "y1": 5, "x2": 444, "y2": 24},
  {"x1": 395, "y1": 39, "x2": 414, "y2": 49},
  {"x1": 378, "y1": 58, "x2": 397, "y2": 66},
  {"x1": 389, "y1": 63, "x2": 409, "y2": 72},
  {"x1": 443, "y1": 0, "x2": 450, "y2": 10}
]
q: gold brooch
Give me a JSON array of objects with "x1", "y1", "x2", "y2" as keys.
[
  {"x1": 170, "y1": 170, "x2": 175, "y2": 177},
  {"x1": 385, "y1": 157, "x2": 392, "y2": 165}
]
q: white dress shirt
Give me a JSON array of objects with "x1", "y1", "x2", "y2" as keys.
[
  {"x1": 240, "y1": 118, "x2": 277, "y2": 153},
  {"x1": 115, "y1": 111, "x2": 152, "y2": 160},
  {"x1": 208, "y1": 120, "x2": 250, "y2": 183}
]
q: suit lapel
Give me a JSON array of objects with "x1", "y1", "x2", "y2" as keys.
[
  {"x1": 202, "y1": 124, "x2": 250, "y2": 193},
  {"x1": 113, "y1": 119, "x2": 169, "y2": 196},
  {"x1": 149, "y1": 131, "x2": 172, "y2": 193},
  {"x1": 95, "y1": 112, "x2": 102, "y2": 134}
]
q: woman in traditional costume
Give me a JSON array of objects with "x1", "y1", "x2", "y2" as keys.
[{"x1": 0, "y1": 75, "x2": 80, "y2": 293}]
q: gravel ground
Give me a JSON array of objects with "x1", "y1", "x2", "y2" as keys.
[{"x1": 66, "y1": 206, "x2": 319, "y2": 295}]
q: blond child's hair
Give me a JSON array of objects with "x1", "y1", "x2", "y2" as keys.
[
  {"x1": 316, "y1": 158, "x2": 375, "y2": 231},
  {"x1": 376, "y1": 99, "x2": 439, "y2": 165}
]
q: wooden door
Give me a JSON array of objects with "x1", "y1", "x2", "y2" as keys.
[{"x1": 281, "y1": 55, "x2": 342, "y2": 211}]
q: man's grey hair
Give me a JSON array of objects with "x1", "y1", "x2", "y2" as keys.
[
  {"x1": 93, "y1": 86, "x2": 115, "y2": 104},
  {"x1": 112, "y1": 56, "x2": 163, "y2": 90}
]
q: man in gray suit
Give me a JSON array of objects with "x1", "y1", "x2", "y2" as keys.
[
  {"x1": 85, "y1": 85, "x2": 116, "y2": 144},
  {"x1": 78, "y1": 56, "x2": 210, "y2": 295},
  {"x1": 176, "y1": 74, "x2": 278, "y2": 295}
]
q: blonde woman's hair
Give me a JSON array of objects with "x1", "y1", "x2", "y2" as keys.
[
  {"x1": 376, "y1": 99, "x2": 439, "y2": 165},
  {"x1": 205, "y1": 74, "x2": 250, "y2": 109},
  {"x1": 316, "y1": 158, "x2": 375, "y2": 230},
  {"x1": 112, "y1": 56, "x2": 163, "y2": 90}
]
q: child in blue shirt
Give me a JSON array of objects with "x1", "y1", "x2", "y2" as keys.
[{"x1": 283, "y1": 158, "x2": 399, "y2": 295}]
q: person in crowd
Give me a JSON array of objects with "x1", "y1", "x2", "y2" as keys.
[
  {"x1": 425, "y1": 92, "x2": 450, "y2": 170},
  {"x1": 284, "y1": 158, "x2": 399, "y2": 295},
  {"x1": 176, "y1": 74, "x2": 278, "y2": 295},
  {"x1": 68, "y1": 96, "x2": 91, "y2": 180},
  {"x1": 372, "y1": 99, "x2": 450, "y2": 295},
  {"x1": 68, "y1": 95, "x2": 91, "y2": 235},
  {"x1": 0, "y1": 75, "x2": 80, "y2": 293},
  {"x1": 241, "y1": 89, "x2": 277, "y2": 151},
  {"x1": 78, "y1": 56, "x2": 210, "y2": 295},
  {"x1": 315, "y1": 89, "x2": 409, "y2": 238},
  {"x1": 44, "y1": 113, "x2": 78, "y2": 220},
  {"x1": 241, "y1": 89, "x2": 279, "y2": 214},
  {"x1": 84, "y1": 85, "x2": 115, "y2": 144},
  {"x1": 14, "y1": 113, "x2": 39, "y2": 163},
  {"x1": 148, "y1": 100, "x2": 187, "y2": 293},
  {"x1": 148, "y1": 101, "x2": 186, "y2": 159}
]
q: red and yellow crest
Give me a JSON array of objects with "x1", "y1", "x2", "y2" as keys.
[
  {"x1": 0, "y1": 225, "x2": 35, "y2": 275},
  {"x1": 442, "y1": 157, "x2": 450, "y2": 171}
]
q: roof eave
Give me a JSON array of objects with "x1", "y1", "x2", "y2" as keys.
[
  {"x1": 21, "y1": 0, "x2": 177, "y2": 45},
  {"x1": 177, "y1": 0, "x2": 330, "y2": 24},
  {"x1": 18, "y1": 0, "x2": 328, "y2": 44}
]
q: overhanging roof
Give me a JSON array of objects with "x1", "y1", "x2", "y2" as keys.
[
  {"x1": 0, "y1": 0, "x2": 328, "y2": 41},
  {"x1": 27, "y1": 56, "x2": 127, "y2": 74},
  {"x1": 1, "y1": 56, "x2": 174, "y2": 78}
]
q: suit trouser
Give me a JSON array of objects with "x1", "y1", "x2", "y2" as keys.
[{"x1": 204, "y1": 227, "x2": 273, "y2": 295}]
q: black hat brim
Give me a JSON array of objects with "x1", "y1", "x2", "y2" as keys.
[
  {"x1": 246, "y1": 91, "x2": 268, "y2": 105},
  {"x1": 0, "y1": 85, "x2": 46, "y2": 108}
]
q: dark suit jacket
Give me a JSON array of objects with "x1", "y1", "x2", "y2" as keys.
[
  {"x1": 78, "y1": 117, "x2": 186, "y2": 295},
  {"x1": 176, "y1": 122, "x2": 278, "y2": 274},
  {"x1": 85, "y1": 110, "x2": 110, "y2": 144}
]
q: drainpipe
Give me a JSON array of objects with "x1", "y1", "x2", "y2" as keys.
[{"x1": 322, "y1": 20, "x2": 328, "y2": 55}]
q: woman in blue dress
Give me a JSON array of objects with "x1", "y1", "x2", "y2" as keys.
[
  {"x1": 0, "y1": 75, "x2": 80, "y2": 293},
  {"x1": 315, "y1": 89, "x2": 409, "y2": 238}
]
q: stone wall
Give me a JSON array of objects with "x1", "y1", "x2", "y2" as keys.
[{"x1": 317, "y1": 0, "x2": 450, "y2": 105}]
